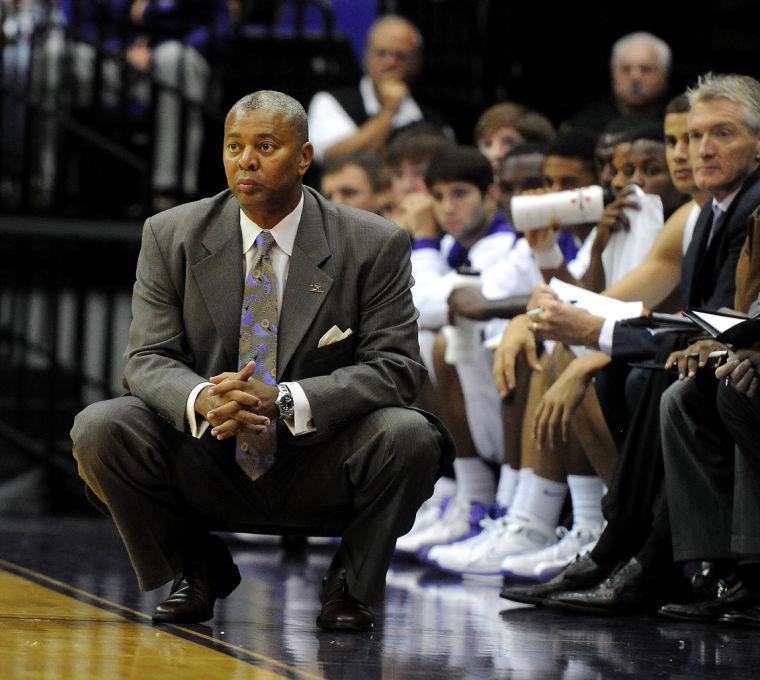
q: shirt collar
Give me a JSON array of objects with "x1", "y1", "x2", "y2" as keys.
[
  {"x1": 240, "y1": 192, "x2": 304, "y2": 256},
  {"x1": 359, "y1": 76, "x2": 382, "y2": 115},
  {"x1": 713, "y1": 186, "x2": 741, "y2": 214}
]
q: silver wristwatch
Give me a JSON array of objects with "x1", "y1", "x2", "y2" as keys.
[{"x1": 275, "y1": 384, "x2": 295, "y2": 421}]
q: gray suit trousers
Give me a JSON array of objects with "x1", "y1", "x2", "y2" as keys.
[
  {"x1": 71, "y1": 396, "x2": 443, "y2": 604},
  {"x1": 661, "y1": 375, "x2": 760, "y2": 561}
]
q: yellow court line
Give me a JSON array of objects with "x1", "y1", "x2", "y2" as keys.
[{"x1": 0, "y1": 558, "x2": 326, "y2": 680}]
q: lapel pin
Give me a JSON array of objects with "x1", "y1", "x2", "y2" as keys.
[{"x1": 308, "y1": 284, "x2": 325, "y2": 293}]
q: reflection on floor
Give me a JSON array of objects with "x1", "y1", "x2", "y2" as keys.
[{"x1": 1, "y1": 517, "x2": 759, "y2": 679}]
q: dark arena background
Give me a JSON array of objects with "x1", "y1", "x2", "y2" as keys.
[{"x1": 2, "y1": 1, "x2": 760, "y2": 677}]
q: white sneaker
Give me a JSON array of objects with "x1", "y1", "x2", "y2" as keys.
[
  {"x1": 532, "y1": 523, "x2": 603, "y2": 581},
  {"x1": 395, "y1": 494, "x2": 448, "y2": 554},
  {"x1": 500, "y1": 521, "x2": 603, "y2": 581},
  {"x1": 433, "y1": 511, "x2": 555, "y2": 576},
  {"x1": 395, "y1": 496, "x2": 487, "y2": 556},
  {"x1": 426, "y1": 515, "x2": 504, "y2": 566}
]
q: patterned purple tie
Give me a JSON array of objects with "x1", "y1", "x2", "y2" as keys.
[{"x1": 236, "y1": 230, "x2": 278, "y2": 480}]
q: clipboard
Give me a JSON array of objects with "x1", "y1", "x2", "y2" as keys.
[{"x1": 683, "y1": 308, "x2": 760, "y2": 348}]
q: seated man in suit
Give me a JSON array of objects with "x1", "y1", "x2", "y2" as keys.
[
  {"x1": 657, "y1": 212, "x2": 760, "y2": 625},
  {"x1": 70, "y1": 90, "x2": 452, "y2": 632}
]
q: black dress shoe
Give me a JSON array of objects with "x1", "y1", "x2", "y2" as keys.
[
  {"x1": 316, "y1": 566, "x2": 373, "y2": 632},
  {"x1": 500, "y1": 553, "x2": 608, "y2": 606},
  {"x1": 153, "y1": 535, "x2": 241, "y2": 624},
  {"x1": 720, "y1": 604, "x2": 760, "y2": 628},
  {"x1": 658, "y1": 566, "x2": 760, "y2": 622},
  {"x1": 547, "y1": 557, "x2": 658, "y2": 615}
]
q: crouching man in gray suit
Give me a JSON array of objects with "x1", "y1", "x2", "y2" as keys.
[{"x1": 71, "y1": 90, "x2": 452, "y2": 632}]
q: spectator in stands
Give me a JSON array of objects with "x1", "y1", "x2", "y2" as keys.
[
  {"x1": 126, "y1": 0, "x2": 232, "y2": 208},
  {"x1": 474, "y1": 103, "x2": 555, "y2": 175},
  {"x1": 307, "y1": 15, "x2": 451, "y2": 163},
  {"x1": 56, "y1": 0, "x2": 233, "y2": 210},
  {"x1": 0, "y1": 0, "x2": 49, "y2": 208},
  {"x1": 501, "y1": 74, "x2": 760, "y2": 615},
  {"x1": 568, "y1": 32, "x2": 670, "y2": 132},
  {"x1": 320, "y1": 149, "x2": 390, "y2": 214}
]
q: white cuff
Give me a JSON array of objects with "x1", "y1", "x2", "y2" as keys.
[
  {"x1": 533, "y1": 243, "x2": 564, "y2": 269},
  {"x1": 187, "y1": 381, "x2": 213, "y2": 439},
  {"x1": 280, "y1": 381, "x2": 315, "y2": 435},
  {"x1": 598, "y1": 318, "x2": 616, "y2": 356}
]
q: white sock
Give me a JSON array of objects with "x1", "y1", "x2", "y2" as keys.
[
  {"x1": 432, "y1": 476, "x2": 457, "y2": 504},
  {"x1": 519, "y1": 474, "x2": 567, "y2": 528},
  {"x1": 567, "y1": 474, "x2": 605, "y2": 527},
  {"x1": 495, "y1": 465, "x2": 519, "y2": 509},
  {"x1": 509, "y1": 467, "x2": 534, "y2": 514},
  {"x1": 453, "y1": 457, "x2": 495, "y2": 505}
]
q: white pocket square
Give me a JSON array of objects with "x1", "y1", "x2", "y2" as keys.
[{"x1": 318, "y1": 325, "x2": 353, "y2": 348}]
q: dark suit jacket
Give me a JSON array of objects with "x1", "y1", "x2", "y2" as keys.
[
  {"x1": 122, "y1": 186, "x2": 429, "y2": 446},
  {"x1": 611, "y1": 166, "x2": 760, "y2": 361},
  {"x1": 735, "y1": 206, "x2": 760, "y2": 314}
]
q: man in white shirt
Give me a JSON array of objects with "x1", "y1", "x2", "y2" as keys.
[
  {"x1": 396, "y1": 145, "x2": 541, "y2": 557},
  {"x1": 307, "y1": 15, "x2": 450, "y2": 163}
]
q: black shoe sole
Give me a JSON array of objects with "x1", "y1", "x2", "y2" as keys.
[
  {"x1": 719, "y1": 614, "x2": 760, "y2": 628},
  {"x1": 316, "y1": 615, "x2": 373, "y2": 632},
  {"x1": 499, "y1": 590, "x2": 551, "y2": 606},
  {"x1": 546, "y1": 597, "x2": 655, "y2": 616},
  {"x1": 656, "y1": 608, "x2": 719, "y2": 622},
  {"x1": 152, "y1": 608, "x2": 214, "y2": 624}
]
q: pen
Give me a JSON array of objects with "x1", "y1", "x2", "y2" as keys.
[{"x1": 526, "y1": 300, "x2": 577, "y2": 317}]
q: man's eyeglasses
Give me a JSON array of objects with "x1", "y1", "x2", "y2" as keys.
[{"x1": 370, "y1": 48, "x2": 416, "y2": 63}]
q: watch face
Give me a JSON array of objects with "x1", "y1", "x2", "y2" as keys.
[{"x1": 277, "y1": 388, "x2": 294, "y2": 418}]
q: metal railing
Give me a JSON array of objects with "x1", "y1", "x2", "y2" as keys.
[{"x1": 0, "y1": 216, "x2": 141, "y2": 509}]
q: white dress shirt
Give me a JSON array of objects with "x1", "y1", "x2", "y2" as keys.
[
  {"x1": 186, "y1": 193, "x2": 315, "y2": 438},
  {"x1": 599, "y1": 189, "x2": 741, "y2": 355},
  {"x1": 307, "y1": 75, "x2": 424, "y2": 162}
]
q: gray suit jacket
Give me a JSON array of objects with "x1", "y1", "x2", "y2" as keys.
[{"x1": 123, "y1": 186, "x2": 427, "y2": 444}]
